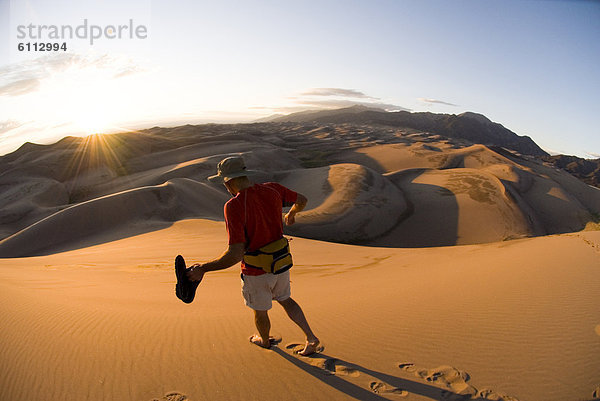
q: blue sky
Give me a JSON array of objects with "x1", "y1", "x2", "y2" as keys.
[{"x1": 1, "y1": 0, "x2": 599, "y2": 157}]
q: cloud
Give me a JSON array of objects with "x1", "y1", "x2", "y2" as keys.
[
  {"x1": 0, "y1": 59, "x2": 47, "y2": 96},
  {"x1": 294, "y1": 99, "x2": 409, "y2": 112},
  {"x1": 113, "y1": 65, "x2": 145, "y2": 79},
  {"x1": 0, "y1": 53, "x2": 144, "y2": 97},
  {"x1": 0, "y1": 120, "x2": 27, "y2": 144},
  {"x1": 0, "y1": 79, "x2": 40, "y2": 96},
  {"x1": 418, "y1": 98, "x2": 459, "y2": 107},
  {"x1": 252, "y1": 101, "x2": 410, "y2": 114},
  {"x1": 299, "y1": 88, "x2": 377, "y2": 99},
  {"x1": 586, "y1": 152, "x2": 600, "y2": 159},
  {"x1": 0, "y1": 120, "x2": 39, "y2": 155},
  {"x1": 271, "y1": 87, "x2": 410, "y2": 113},
  {"x1": 0, "y1": 120, "x2": 24, "y2": 133}
]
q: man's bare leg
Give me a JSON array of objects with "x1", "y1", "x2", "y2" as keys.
[
  {"x1": 250, "y1": 309, "x2": 271, "y2": 348},
  {"x1": 278, "y1": 297, "x2": 320, "y2": 355}
]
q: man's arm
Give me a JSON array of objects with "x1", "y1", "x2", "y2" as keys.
[
  {"x1": 187, "y1": 242, "x2": 245, "y2": 282},
  {"x1": 285, "y1": 193, "x2": 307, "y2": 226}
]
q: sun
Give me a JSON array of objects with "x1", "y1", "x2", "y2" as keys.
[
  {"x1": 71, "y1": 109, "x2": 112, "y2": 136},
  {"x1": 58, "y1": 69, "x2": 119, "y2": 136},
  {"x1": 34, "y1": 57, "x2": 134, "y2": 138}
]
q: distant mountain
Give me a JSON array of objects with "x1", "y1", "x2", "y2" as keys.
[
  {"x1": 271, "y1": 106, "x2": 549, "y2": 157},
  {"x1": 542, "y1": 155, "x2": 600, "y2": 189},
  {"x1": 269, "y1": 105, "x2": 385, "y2": 123},
  {"x1": 252, "y1": 113, "x2": 285, "y2": 123}
]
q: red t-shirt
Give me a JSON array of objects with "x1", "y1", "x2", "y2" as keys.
[{"x1": 224, "y1": 182, "x2": 298, "y2": 275}]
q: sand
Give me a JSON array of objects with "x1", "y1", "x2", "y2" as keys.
[
  {"x1": 0, "y1": 220, "x2": 599, "y2": 401},
  {"x1": 1, "y1": 122, "x2": 599, "y2": 401},
  {"x1": 2, "y1": 126, "x2": 598, "y2": 256}
]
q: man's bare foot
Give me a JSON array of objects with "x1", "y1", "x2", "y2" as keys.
[
  {"x1": 249, "y1": 334, "x2": 271, "y2": 349},
  {"x1": 298, "y1": 338, "x2": 321, "y2": 356}
]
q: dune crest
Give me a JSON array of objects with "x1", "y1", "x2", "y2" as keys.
[
  {"x1": 1, "y1": 122, "x2": 599, "y2": 256},
  {"x1": 280, "y1": 163, "x2": 408, "y2": 243},
  {"x1": 0, "y1": 179, "x2": 227, "y2": 257}
]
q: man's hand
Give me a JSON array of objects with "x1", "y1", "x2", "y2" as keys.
[
  {"x1": 187, "y1": 263, "x2": 206, "y2": 282},
  {"x1": 285, "y1": 193, "x2": 307, "y2": 226},
  {"x1": 186, "y1": 243, "x2": 245, "y2": 279},
  {"x1": 284, "y1": 211, "x2": 296, "y2": 225}
]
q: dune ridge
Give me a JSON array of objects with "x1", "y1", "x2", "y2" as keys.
[
  {"x1": 0, "y1": 179, "x2": 227, "y2": 257},
  {"x1": 1, "y1": 122, "x2": 599, "y2": 257},
  {"x1": 1, "y1": 119, "x2": 599, "y2": 401}
]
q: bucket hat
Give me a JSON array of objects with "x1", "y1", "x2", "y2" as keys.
[{"x1": 208, "y1": 156, "x2": 259, "y2": 183}]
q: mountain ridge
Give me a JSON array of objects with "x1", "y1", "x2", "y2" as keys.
[{"x1": 270, "y1": 106, "x2": 548, "y2": 157}]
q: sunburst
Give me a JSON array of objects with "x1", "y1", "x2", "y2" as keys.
[{"x1": 62, "y1": 132, "x2": 133, "y2": 201}]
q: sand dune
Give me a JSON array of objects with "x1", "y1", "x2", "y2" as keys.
[
  {"x1": 1, "y1": 121, "x2": 600, "y2": 401},
  {"x1": 334, "y1": 143, "x2": 599, "y2": 245},
  {"x1": 0, "y1": 173, "x2": 70, "y2": 240},
  {"x1": 376, "y1": 167, "x2": 532, "y2": 246},
  {"x1": 0, "y1": 219, "x2": 598, "y2": 401},
  {"x1": 0, "y1": 179, "x2": 227, "y2": 257},
  {"x1": 278, "y1": 163, "x2": 408, "y2": 243},
  {"x1": 1, "y1": 124, "x2": 599, "y2": 257}
]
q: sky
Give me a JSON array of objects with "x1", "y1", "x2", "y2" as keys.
[{"x1": 1, "y1": 0, "x2": 599, "y2": 157}]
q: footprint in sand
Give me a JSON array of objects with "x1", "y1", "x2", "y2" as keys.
[
  {"x1": 478, "y1": 389, "x2": 507, "y2": 400},
  {"x1": 398, "y1": 362, "x2": 416, "y2": 373},
  {"x1": 285, "y1": 342, "x2": 308, "y2": 354},
  {"x1": 285, "y1": 344, "x2": 358, "y2": 377},
  {"x1": 478, "y1": 388, "x2": 520, "y2": 400},
  {"x1": 369, "y1": 381, "x2": 408, "y2": 397},
  {"x1": 400, "y1": 363, "x2": 520, "y2": 401},
  {"x1": 150, "y1": 392, "x2": 188, "y2": 401},
  {"x1": 414, "y1": 365, "x2": 477, "y2": 398},
  {"x1": 284, "y1": 342, "x2": 325, "y2": 355},
  {"x1": 320, "y1": 358, "x2": 360, "y2": 377},
  {"x1": 440, "y1": 389, "x2": 473, "y2": 401}
]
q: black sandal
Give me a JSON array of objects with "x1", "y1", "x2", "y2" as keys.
[{"x1": 175, "y1": 255, "x2": 200, "y2": 304}]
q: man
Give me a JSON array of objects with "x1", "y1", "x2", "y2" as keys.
[{"x1": 185, "y1": 156, "x2": 320, "y2": 356}]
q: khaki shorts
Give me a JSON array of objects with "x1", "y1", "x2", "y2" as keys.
[{"x1": 241, "y1": 270, "x2": 291, "y2": 311}]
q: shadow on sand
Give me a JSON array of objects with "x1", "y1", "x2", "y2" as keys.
[
  {"x1": 365, "y1": 169, "x2": 460, "y2": 248},
  {"x1": 272, "y1": 346, "x2": 492, "y2": 401}
]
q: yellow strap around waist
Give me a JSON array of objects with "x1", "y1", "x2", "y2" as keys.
[{"x1": 243, "y1": 237, "x2": 292, "y2": 274}]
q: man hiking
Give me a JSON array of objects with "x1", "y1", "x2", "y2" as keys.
[{"x1": 181, "y1": 156, "x2": 320, "y2": 356}]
